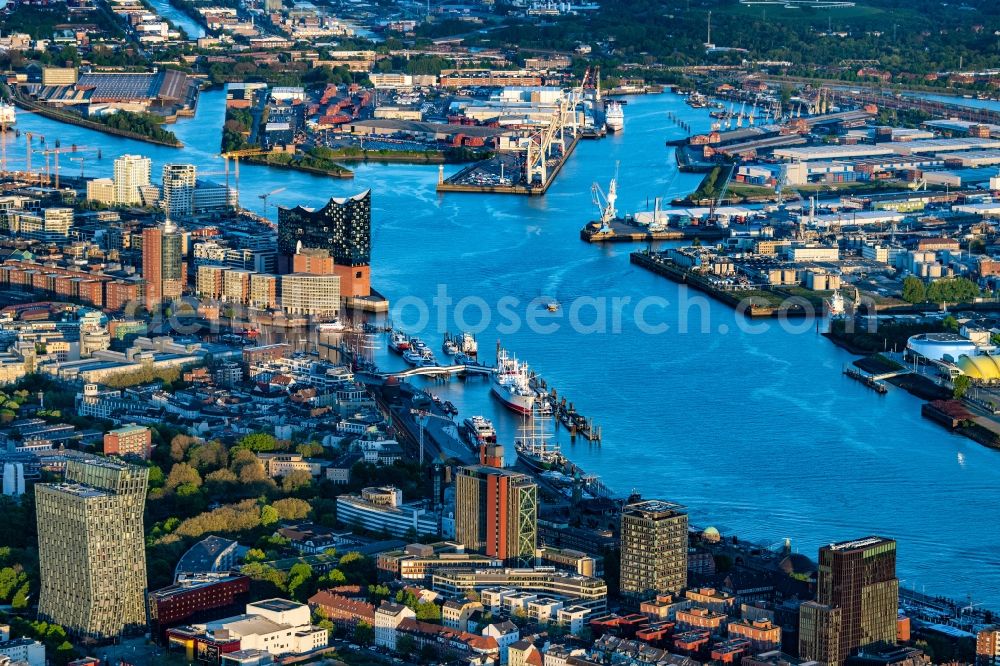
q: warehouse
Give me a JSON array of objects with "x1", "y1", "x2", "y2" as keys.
[
  {"x1": 939, "y1": 149, "x2": 1000, "y2": 168},
  {"x1": 773, "y1": 145, "x2": 895, "y2": 161}
]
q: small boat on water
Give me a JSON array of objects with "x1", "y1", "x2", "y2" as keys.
[
  {"x1": 443, "y1": 338, "x2": 459, "y2": 355},
  {"x1": 389, "y1": 330, "x2": 410, "y2": 353},
  {"x1": 316, "y1": 320, "x2": 346, "y2": 333}
]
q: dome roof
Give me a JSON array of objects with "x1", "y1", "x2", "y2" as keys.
[
  {"x1": 702, "y1": 526, "x2": 721, "y2": 543},
  {"x1": 958, "y1": 354, "x2": 1000, "y2": 380}
]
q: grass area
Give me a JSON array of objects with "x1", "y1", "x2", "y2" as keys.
[
  {"x1": 778, "y1": 286, "x2": 830, "y2": 308},
  {"x1": 728, "y1": 183, "x2": 777, "y2": 200},
  {"x1": 736, "y1": 289, "x2": 787, "y2": 308}
]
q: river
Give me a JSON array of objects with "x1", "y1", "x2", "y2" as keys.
[{"x1": 7, "y1": 89, "x2": 1000, "y2": 607}]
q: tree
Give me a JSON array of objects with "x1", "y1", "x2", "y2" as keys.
[
  {"x1": 282, "y1": 469, "x2": 313, "y2": 493},
  {"x1": 397, "y1": 634, "x2": 417, "y2": 657},
  {"x1": 166, "y1": 463, "x2": 202, "y2": 492},
  {"x1": 273, "y1": 497, "x2": 311, "y2": 520},
  {"x1": 953, "y1": 374, "x2": 971, "y2": 399},
  {"x1": 926, "y1": 277, "x2": 979, "y2": 307},
  {"x1": 354, "y1": 621, "x2": 374, "y2": 646},
  {"x1": 901, "y1": 276, "x2": 926, "y2": 304},
  {"x1": 11, "y1": 581, "x2": 29, "y2": 609},
  {"x1": 170, "y1": 434, "x2": 198, "y2": 462},
  {"x1": 260, "y1": 504, "x2": 280, "y2": 526},
  {"x1": 237, "y1": 432, "x2": 278, "y2": 452}
]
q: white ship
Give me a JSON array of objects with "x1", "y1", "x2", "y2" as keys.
[
  {"x1": 491, "y1": 346, "x2": 535, "y2": 415},
  {"x1": 605, "y1": 101, "x2": 624, "y2": 132},
  {"x1": 825, "y1": 290, "x2": 847, "y2": 319},
  {"x1": 0, "y1": 101, "x2": 14, "y2": 128}
]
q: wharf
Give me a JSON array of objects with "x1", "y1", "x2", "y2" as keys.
[
  {"x1": 526, "y1": 370, "x2": 602, "y2": 442},
  {"x1": 580, "y1": 219, "x2": 729, "y2": 243},
  {"x1": 630, "y1": 251, "x2": 813, "y2": 318},
  {"x1": 437, "y1": 135, "x2": 580, "y2": 196}
]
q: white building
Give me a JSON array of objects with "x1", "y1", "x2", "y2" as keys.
[
  {"x1": 162, "y1": 163, "x2": 197, "y2": 217},
  {"x1": 336, "y1": 486, "x2": 438, "y2": 538},
  {"x1": 200, "y1": 599, "x2": 327, "y2": 657},
  {"x1": 0, "y1": 638, "x2": 45, "y2": 666},
  {"x1": 482, "y1": 621, "x2": 519, "y2": 664},
  {"x1": 374, "y1": 602, "x2": 415, "y2": 651},
  {"x1": 114, "y1": 154, "x2": 152, "y2": 205},
  {"x1": 280, "y1": 273, "x2": 340, "y2": 317}
]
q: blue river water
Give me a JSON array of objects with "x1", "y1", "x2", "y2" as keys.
[{"x1": 7, "y1": 89, "x2": 1000, "y2": 606}]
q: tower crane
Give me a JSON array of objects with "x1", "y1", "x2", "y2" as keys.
[
  {"x1": 259, "y1": 186, "x2": 286, "y2": 216},
  {"x1": 409, "y1": 407, "x2": 455, "y2": 465}
]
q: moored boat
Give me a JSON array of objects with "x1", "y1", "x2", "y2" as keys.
[{"x1": 491, "y1": 346, "x2": 535, "y2": 414}]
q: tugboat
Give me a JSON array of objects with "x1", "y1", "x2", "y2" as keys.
[{"x1": 443, "y1": 337, "x2": 459, "y2": 356}]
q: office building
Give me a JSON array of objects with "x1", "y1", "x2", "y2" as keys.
[
  {"x1": 142, "y1": 218, "x2": 184, "y2": 309},
  {"x1": 977, "y1": 626, "x2": 1000, "y2": 666},
  {"x1": 103, "y1": 424, "x2": 152, "y2": 459},
  {"x1": 277, "y1": 191, "x2": 371, "y2": 296},
  {"x1": 114, "y1": 155, "x2": 152, "y2": 205},
  {"x1": 149, "y1": 573, "x2": 251, "y2": 643},
  {"x1": 335, "y1": 486, "x2": 439, "y2": 538},
  {"x1": 455, "y1": 466, "x2": 537, "y2": 566},
  {"x1": 35, "y1": 458, "x2": 149, "y2": 640},
  {"x1": 280, "y1": 273, "x2": 340, "y2": 318},
  {"x1": 799, "y1": 537, "x2": 898, "y2": 665},
  {"x1": 162, "y1": 164, "x2": 197, "y2": 217},
  {"x1": 619, "y1": 500, "x2": 688, "y2": 603}
]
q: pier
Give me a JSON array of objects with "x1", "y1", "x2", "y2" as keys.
[
  {"x1": 437, "y1": 135, "x2": 580, "y2": 196},
  {"x1": 843, "y1": 366, "x2": 889, "y2": 394}
]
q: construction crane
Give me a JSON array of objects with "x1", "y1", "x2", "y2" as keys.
[
  {"x1": 409, "y1": 407, "x2": 455, "y2": 465},
  {"x1": 259, "y1": 186, "x2": 286, "y2": 216},
  {"x1": 68, "y1": 156, "x2": 85, "y2": 178},
  {"x1": 39, "y1": 145, "x2": 95, "y2": 188}
]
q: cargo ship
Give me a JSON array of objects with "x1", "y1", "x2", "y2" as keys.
[{"x1": 491, "y1": 346, "x2": 535, "y2": 414}]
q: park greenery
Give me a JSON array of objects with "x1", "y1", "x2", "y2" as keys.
[
  {"x1": 902, "y1": 275, "x2": 980, "y2": 306},
  {"x1": 94, "y1": 110, "x2": 181, "y2": 146}
]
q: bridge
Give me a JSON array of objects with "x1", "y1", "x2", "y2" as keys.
[{"x1": 380, "y1": 364, "x2": 495, "y2": 379}]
